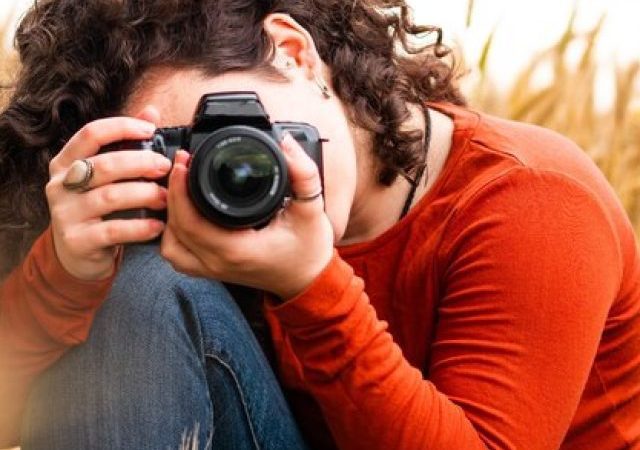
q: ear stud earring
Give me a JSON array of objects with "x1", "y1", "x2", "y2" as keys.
[{"x1": 273, "y1": 53, "x2": 295, "y2": 71}]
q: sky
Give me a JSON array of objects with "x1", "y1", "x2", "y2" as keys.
[
  {"x1": 2, "y1": 0, "x2": 639, "y2": 106},
  {"x1": 411, "y1": 1, "x2": 640, "y2": 86}
]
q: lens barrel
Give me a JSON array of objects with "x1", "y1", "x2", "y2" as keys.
[{"x1": 188, "y1": 126, "x2": 289, "y2": 229}]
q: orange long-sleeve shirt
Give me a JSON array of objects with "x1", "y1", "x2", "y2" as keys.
[
  {"x1": 263, "y1": 104, "x2": 640, "y2": 449},
  {"x1": 1, "y1": 103, "x2": 639, "y2": 449}
]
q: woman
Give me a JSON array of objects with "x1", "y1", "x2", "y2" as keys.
[{"x1": 1, "y1": 0, "x2": 639, "y2": 449}]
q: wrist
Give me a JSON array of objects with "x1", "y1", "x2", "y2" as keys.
[
  {"x1": 274, "y1": 246, "x2": 334, "y2": 301},
  {"x1": 264, "y1": 250, "x2": 356, "y2": 329},
  {"x1": 30, "y1": 227, "x2": 119, "y2": 301},
  {"x1": 61, "y1": 258, "x2": 117, "y2": 282},
  {"x1": 55, "y1": 251, "x2": 116, "y2": 283},
  {"x1": 52, "y1": 231, "x2": 119, "y2": 282}
]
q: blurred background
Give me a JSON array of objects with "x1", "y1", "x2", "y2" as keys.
[
  {"x1": 1, "y1": 0, "x2": 639, "y2": 236},
  {"x1": 416, "y1": 0, "x2": 640, "y2": 237}
]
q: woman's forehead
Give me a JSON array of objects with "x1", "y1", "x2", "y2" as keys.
[{"x1": 124, "y1": 68, "x2": 273, "y2": 127}]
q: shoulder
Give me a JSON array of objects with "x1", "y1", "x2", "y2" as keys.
[
  {"x1": 470, "y1": 109, "x2": 600, "y2": 179},
  {"x1": 437, "y1": 165, "x2": 624, "y2": 290},
  {"x1": 427, "y1": 103, "x2": 627, "y2": 237},
  {"x1": 431, "y1": 102, "x2": 606, "y2": 183},
  {"x1": 408, "y1": 104, "x2": 634, "y2": 285}
]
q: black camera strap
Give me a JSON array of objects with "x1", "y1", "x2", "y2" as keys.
[{"x1": 399, "y1": 106, "x2": 432, "y2": 220}]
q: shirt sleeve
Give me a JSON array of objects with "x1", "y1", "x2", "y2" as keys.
[
  {"x1": 265, "y1": 167, "x2": 622, "y2": 450},
  {"x1": 0, "y1": 226, "x2": 117, "y2": 447}
]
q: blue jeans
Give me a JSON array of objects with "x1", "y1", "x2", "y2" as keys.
[{"x1": 21, "y1": 245, "x2": 310, "y2": 450}]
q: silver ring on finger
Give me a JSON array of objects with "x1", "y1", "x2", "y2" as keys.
[
  {"x1": 291, "y1": 189, "x2": 323, "y2": 203},
  {"x1": 62, "y1": 159, "x2": 95, "y2": 192}
]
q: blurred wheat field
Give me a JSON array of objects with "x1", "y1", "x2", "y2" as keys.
[{"x1": 0, "y1": 7, "x2": 638, "y2": 237}]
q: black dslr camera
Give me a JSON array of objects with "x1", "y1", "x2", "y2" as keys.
[{"x1": 101, "y1": 92, "x2": 324, "y2": 229}]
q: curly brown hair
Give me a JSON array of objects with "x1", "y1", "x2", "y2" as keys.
[{"x1": 0, "y1": 0, "x2": 465, "y2": 277}]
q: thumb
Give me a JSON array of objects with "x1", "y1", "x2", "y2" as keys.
[{"x1": 281, "y1": 133, "x2": 324, "y2": 218}]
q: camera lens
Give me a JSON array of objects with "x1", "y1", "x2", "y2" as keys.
[
  {"x1": 211, "y1": 143, "x2": 275, "y2": 206},
  {"x1": 189, "y1": 126, "x2": 289, "y2": 229}
]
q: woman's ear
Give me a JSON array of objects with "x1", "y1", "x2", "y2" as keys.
[{"x1": 263, "y1": 13, "x2": 322, "y2": 81}]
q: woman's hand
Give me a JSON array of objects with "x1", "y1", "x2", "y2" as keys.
[
  {"x1": 161, "y1": 134, "x2": 335, "y2": 300},
  {"x1": 46, "y1": 108, "x2": 171, "y2": 281}
]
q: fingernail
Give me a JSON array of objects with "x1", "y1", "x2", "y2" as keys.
[
  {"x1": 159, "y1": 187, "x2": 168, "y2": 203},
  {"x1": 155, "y1": 155, "x2": 172, "y2": 171},
  {"x1": 171, "y1": 150, "x2": 187, "y2": 167},
  {"x1": 139, "y1": 121, "x2": 156, "y2": 134},
  {"x1": 150, "y1": 220, "x2": 165, "y2": 234},
  {"x1": 281, "y1": 133, "x2": 298, "y2": 155}
]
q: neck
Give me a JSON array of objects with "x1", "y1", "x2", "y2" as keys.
[
  {"x1": 338, "y1": 172, "x2": 410, "y2": 246},
  {"x1": 338, "y1": 106, "x2": 453, "y2": 247}
]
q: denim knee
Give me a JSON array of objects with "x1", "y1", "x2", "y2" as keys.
[
  {"x1": 102, "y1": 245, "x2": 303, "y2": 450},
  {"x1": 109, "y1": 245, "x2": 264, "y2": 362}
]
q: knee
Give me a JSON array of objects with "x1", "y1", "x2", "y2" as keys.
[
  {"x1": 95, "y1": 245, "x2": 229, "y2": 353},
  {"x1": 96, "y1": 244, "x2": 251, "y2": 360}
]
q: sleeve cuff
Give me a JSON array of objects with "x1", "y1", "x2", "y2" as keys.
[
  {"x1": 26, "y1": 226, "x2": 119, "y2": 310},
  {"x1": 265, "y1": 250, "x2": 356, "y2": 328}
]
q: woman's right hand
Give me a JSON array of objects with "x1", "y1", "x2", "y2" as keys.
[{"x1": 46, "y1": 109, "x2": 171, "y2": 281}]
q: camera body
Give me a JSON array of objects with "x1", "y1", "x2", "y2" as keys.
[{"x1": 101, "y1": 92, "x2": 324, "y2": 229}]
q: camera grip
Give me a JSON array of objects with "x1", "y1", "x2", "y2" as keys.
[{"x1": 98, "y1": 138, "x2": 169, "y2": 222}]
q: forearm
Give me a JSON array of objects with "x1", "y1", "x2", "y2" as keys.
[{"x1": 266, "y1": 253, "x2": 486, "y2": 450}]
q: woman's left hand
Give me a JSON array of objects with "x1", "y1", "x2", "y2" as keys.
[{"x1": 161, "y1": 134, "x2": 335, "y2": 300}]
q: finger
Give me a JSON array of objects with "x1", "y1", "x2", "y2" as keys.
[
  {"x1": 174, "y1": 149, "x2": 190, "y2": 166},
  {"x1": 281, "y1": 133, "x2": 324, "y2": 218},
  {"x1": 73, "y1": 181, "x2": 167, "y2": 221},
  {"x1": 93, "y1": 218, "x2": 165, "y2": 247},
  {"x1": 81, "y1": 150, "x2": 171, "y2": 189},
  {"x1": 160, "y1": 226, "x2": 208, "y2": 278},
  {"x1": 66, "y1": 219, "x2": 165, "y2": 253},
  {"x1": 167, "y1": 151, "x2": 211, "y2": 246},
  {"x1": 51, "y1": 117, "x2": 156, "y2": 174}
]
